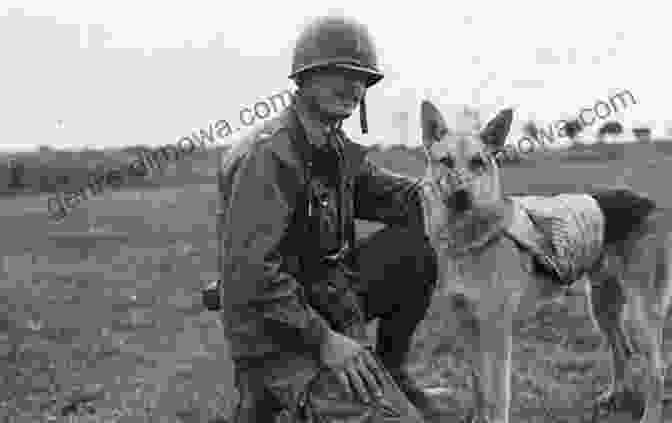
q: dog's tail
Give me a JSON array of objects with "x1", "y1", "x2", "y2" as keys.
[{"x1": 589, "y1": 187, "x2": 657, "y2": 244}]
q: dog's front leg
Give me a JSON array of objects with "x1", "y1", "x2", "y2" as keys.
[
  {"x1": 474, "y1": 297, "x2": 514, "y2": 423},
  {"x1": 455, "y1": 291, "x2": 514, "y2": 423}
]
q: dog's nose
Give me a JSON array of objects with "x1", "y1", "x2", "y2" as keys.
[{"x1": 452, "y1": 189, "x2": 471, "y2": 212}]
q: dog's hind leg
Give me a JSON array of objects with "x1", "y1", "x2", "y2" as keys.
[
  {"x1": 592, "y1": 227, "x2": 671, "y2": 423},
  {"x1": 623, "y1": 286, "x2": 666, "y2": 423},
  {"x1": 623, "y1": 231, "x2": 671, "y2": 423},
  {"x1": 587, "y1": 269, "x2": 638, "y2": 417}
]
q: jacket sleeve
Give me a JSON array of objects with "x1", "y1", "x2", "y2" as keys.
[
  {"x1": 354, "y1": 157, "x2": 425, "y2": 229},
  {"x1": 221, "y1": 142, "x2": 332, "y2": 355}
]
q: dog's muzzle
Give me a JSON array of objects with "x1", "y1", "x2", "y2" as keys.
[{"x1": 451, "y1": 189, "x2": 472, "y2": 212}]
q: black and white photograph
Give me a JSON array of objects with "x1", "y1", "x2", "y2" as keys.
[{"x1": 0, "y1": 1, "x2": 670, "y2": 421}]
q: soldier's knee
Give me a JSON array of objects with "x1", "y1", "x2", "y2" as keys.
[
  {"x1": 380, "y1": 226, "x2": 430, "y2": 253},
  {"x1": 384, "y1": 226, "x2": 437, "y2": 286},
  {"x1": 401, "y1": 228, "x2": 437, "y2": 279},
  {"x1": 356, "y1": 225, "x2": 437, "y2": 291}
]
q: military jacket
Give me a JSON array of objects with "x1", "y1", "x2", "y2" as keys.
[{"x1": 218, "y1": 104, "x2": 424, "y2": 361}]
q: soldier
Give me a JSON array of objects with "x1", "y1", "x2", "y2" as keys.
[{"x1": 218, "y1": 15, "x2": 441, "y2": 422}]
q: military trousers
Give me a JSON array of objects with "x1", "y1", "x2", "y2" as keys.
[{"x1": 229, "y1": 225, "x2": 438, "y2": 422}]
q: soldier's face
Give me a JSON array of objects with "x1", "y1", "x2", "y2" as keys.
[{"x1": 301, "y1": 68, "x2": 367, "y2": 120}]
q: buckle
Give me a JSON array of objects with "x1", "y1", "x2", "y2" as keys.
[
  {"x1": 202, "y1": 279, "x2": 222, "y2": 311},
  {"x1": 320, "y1": 242, "x2": 350, "y2": 265}
]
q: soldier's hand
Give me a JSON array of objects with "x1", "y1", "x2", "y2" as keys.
[{"x1": 320, "y1": 330, "x2": 384, "y2": 403}]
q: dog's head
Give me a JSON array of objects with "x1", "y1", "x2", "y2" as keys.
[{"x1": 421, "y1": 100, "x2": 513, "y2": 214}]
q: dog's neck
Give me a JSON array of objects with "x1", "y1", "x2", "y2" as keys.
[{"x1": 419, "y1": 164, "x2": 511, "y2": 256}]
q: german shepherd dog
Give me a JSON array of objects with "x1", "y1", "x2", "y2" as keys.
[{"x1": 417, "y1": 99, "x2": 672, "y2": 422}]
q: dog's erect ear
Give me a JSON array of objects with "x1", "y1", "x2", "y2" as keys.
[
  {"x1": 480, "y1": 108, "x2": 513, "y2": 149},
  {"x1": 421, "y1": 100, "x2": 449, "y2": 149}
]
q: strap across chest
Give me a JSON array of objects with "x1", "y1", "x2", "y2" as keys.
[{"x1": 288, "y1": 114, "x2": 353, "y2": 270}]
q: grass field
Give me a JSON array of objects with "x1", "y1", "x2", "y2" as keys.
[{"x1": 2, "y1": 145, "x2": 672, "y2": 422}]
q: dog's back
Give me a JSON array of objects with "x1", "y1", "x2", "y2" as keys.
[{"x1": 588, "y1": 187, "x2": 657, "y2": 245}]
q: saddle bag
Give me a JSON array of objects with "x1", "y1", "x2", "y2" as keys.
[{"x1": 505, "y1": 193, "x2": 605, "y2": 285}]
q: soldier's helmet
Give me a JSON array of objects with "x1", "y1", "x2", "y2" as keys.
[{"x1": 289, "y1": 15, "x2": 384, "y2": 88}]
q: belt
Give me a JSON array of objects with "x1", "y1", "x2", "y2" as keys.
[
  {"x1": 320, "y1": 241, "x2": 351, "y2": 266},
  {"x1": 319, "y1": 241, "x2": 361, "y2": 280}
]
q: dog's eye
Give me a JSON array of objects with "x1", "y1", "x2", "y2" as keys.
[
  {"x1": 439, "y1": 156, "x2": 454, "y2": 168},
  {"x1": 469, "y1": 155, "x2": 487, "y2": 171}
]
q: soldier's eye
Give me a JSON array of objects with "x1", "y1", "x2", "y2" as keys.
[{"x1": 439, "y1": 156, "x2": 454, "y2": 169}]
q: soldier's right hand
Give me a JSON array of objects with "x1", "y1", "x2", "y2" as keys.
[{"x1": 320, "y1": 329, "x2": 385, "y2": 403}]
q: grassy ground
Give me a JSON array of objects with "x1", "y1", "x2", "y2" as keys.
[{"x1": 1, "y1": 150, "x2": 672, "y2": 422}]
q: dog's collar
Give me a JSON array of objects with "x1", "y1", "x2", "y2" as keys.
[
  {"x1": 418, "y1": 178, "x2": 513, "y2": 257},
  {"x1": 436, "y1": 209, "x2": 509, "y2": 256}
]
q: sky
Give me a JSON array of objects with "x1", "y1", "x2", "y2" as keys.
[{"x1": 1, "y1": 0, "x2": 670, "y2": 152}]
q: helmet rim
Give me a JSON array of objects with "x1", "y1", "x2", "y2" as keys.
[{"x1": 289, "y1": 61, "x2": 383, "y2": 87}]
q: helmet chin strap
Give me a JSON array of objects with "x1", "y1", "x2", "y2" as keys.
[{"x1": 359, "y1": 94, "x2": 368, "y2": 134}]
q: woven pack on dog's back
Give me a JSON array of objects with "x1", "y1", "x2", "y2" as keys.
[{"x1": 508, "y1": 194, "x2": 605, "y2": 284}]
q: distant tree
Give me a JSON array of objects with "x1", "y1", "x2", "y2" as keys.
[
  {"x1": 563, "y1": 119, "x2": 584, "y2": 141},
  {"x1": 123, "y1": 145, "x2": 154, "y2": 155},
  {"x1": 632, "y1": 127, "x2": 652, "y2": 143},
  {"x1": 8, "y1": 158, "x2": 26, "y2": 188},
  {"x1": 597, "y1": 121, "x2": 624, "y2": 142},
  {"x1": 522, "y1": 121, "x2": 540, "y2": 141}
]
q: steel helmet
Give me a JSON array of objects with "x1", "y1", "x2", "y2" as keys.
[{"x1": 289, "y1": 15, "x2": 384, "y2": 88}]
